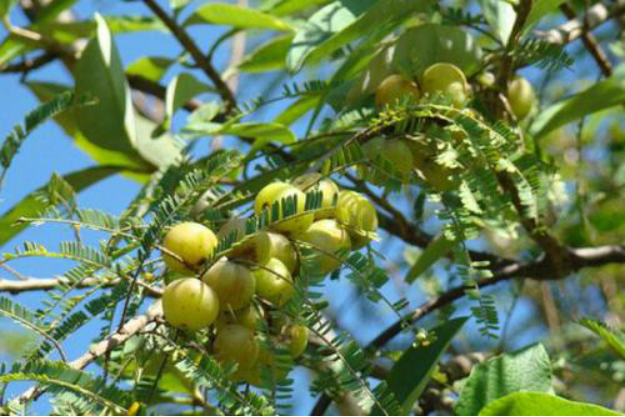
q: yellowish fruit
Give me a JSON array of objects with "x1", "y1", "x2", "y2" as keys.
[
  {"x1": 218, "y1": 217, "x2": 258, "y2": 260},
  {"x1": 421, "y1": 63, "x2": 469, "y2": 107},
  {"x1": 298, "y1": 219, "x2": 351, "y2": 274},
  {"x1": 256, "y1": 232, "x2": 298, "y2": 274},
  {"x1": 202, "y1": 258, "x2": 256, "y2": 311},
  {"x1": 507, "y1": 77, "x2": 535, "y2": 120},
  {"x1": 335, "y1": 191, "x2": 378, "y2": 249},
  {"x1": 286, "y1": 324, "x2": 309, "y2": 358},
  {"x1": 215, "y1": 305, "x2": 262, "y2": 331},
  {"x1": 254, "y1": 258, "x2": 294, "y2": 307},
  {"x1": 162, "y1": 278, "x2": 219, "y2": 331},
  {"x1": 162, "y1": 222, "x2": 218, "y2": 274},
  {"x1": 254, "y1": 182, "x2": 314, "y2": 234},
  {"x1": 214, "y1": 324, "x2": 259, "y2": 370},
  {"x1": 375, "y1": 74, "x2": 421, "y2": 108},
  {"x1": 296, "y1": 174, "x2": 340, "y2": 220}
]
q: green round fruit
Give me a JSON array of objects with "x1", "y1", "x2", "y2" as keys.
[
  {"x1": 202, "y1": 258, "x2": 256, "y2": 311},
  {"x1": 418, "y1": 161, "x2": 458, "y2": 192},
  {"x1": 254, "y1": 258, "x2": 294, "y2": 307},
  {"x1": 162, "y1": 278, "x2": 219, "y2": 331},
  {"x1": 296, "y1": 174, "x2": 340, "y2": 220},
  {"x1": 335, "y1": 191, "x2": 378, "y2": 249},
  {"x1": 507, "y1": 77, "x2": 535, "y2": 120},
  {"x1": 214, "y1": 324, "x2": 259, "y2": 370},
  {"x1": 286, "y1": 324, "x2": 309, "y2": 358},
  {"x1": 218, "y1": 217, "x2": 258, "y2": 260},
  {"x1": 298, "y1": 219, "x2": 351, "y2": 273},
  {"x1": 375, "y1": 74, "x2": 421, "y2": 108},
  {"x1": 256, "y1": 232, "x2": 298, "y2": 274},
  {"x1": 162, "y1": 222, "x2": 218, "y2": 274},
  {"x1": 421, "y1": 63, "x2": 469, "y2": 107},
  {"x1": 254, "y1": 182, "x2": 314, "y2": 234},
  {"x1": 215, "y1": 305, "x2": 262, "y2": 331}
]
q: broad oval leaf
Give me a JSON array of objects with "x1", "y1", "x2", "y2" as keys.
[
  {"x1": 237, "y1": 35, "x2": 293, "y2": 73},
  {"x1": 455, "y1": 344, "x2": 553, "y2": 416},
  {"x1": 405, "y1": 234, "x2": 455, "y2": 284},
  {"x1": 479, "y1": 392, "x2": 622, "y2": 416},
  {"x1": 165, "y1": 72, "x2": 212, "y2": 129},
  {"x1": 392, "y1": 24, "x2": 483, "y2": 78},
  {"x1": 126, "y1": 57, "x2": 174, "y2": 83},
  {"x1": 184, "y1": 3, "x2": 293, "y2": 31},
  {"x1": 523, "y1": 0, "x2": 568, "y2": 35},
  {"x1": 531, "y1": 67, "x2": 625, "y2": 138}
]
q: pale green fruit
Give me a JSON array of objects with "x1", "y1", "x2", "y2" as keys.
[
  {"x1": 418, "y1": 162, "x2": 459, "y2": 192},
  {"x1": 162, "y1": 278, "x2": 219, "y2": 331},
  {"x1": 254, "y1": 182, "x2": 314, "y2": 234},
  {"x1": 286, "y1": 324, "x2": 309, "y2": 358},
  {"x1": 239, "y1": 343, "x2": 288, "y2": 386},
  {"x1": 214, "y1": 324, "x2": 259, "y2": 370},
  {"x1": 254, "y1": 258, "x2": 294, "y2": 307},
  {"x1": 507, "y1": 77, "x2": 535, "y2": 120},
  {"x1": 296, "y1": 174, "x2": 341, "y2": 220},
  {"x1": 202, "y1": 258, "x2": 256, "y2": 311},
  {"x1": 218, "y1": 217, "x2": 258, "y2": 260},
  {"x1": 162, "y1": 222, "x2": 218, "y2": 274},
  {"x1": 335, "y1": 191, "x2": 378, "y2": 249},
  {"x1": 421, "y1": 63, "x2": 469, "y2": 107},
  {"x1": 298, "y1": 219, "x2": 351, "y2": 273},
  {"x1": 359, "y1": 138, "x2": 414, "y2": 183},
  {"x1": 375, "y1": 74, "x2": 421, "y2": 108},
  {"x1": 215, "y1": 305, "x2": 262, "y2": 331},
  {"x1": 256, "y1": 232, "x2": 298, "y2": 274}
]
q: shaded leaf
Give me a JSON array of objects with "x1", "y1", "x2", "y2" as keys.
[
  {"x1": 480, "y1": 0, "x2": 515, "y2": 44},
  {"x1": 165, "y1": 72, "x2": 212, "y2": 129},
  {"x1": 238, "y1": 35, "x2": 293, "y2": 73},
  {"x1": 126, "y1": 56, "x2": 174, "y2": 82},
  {"x1": 479, "y1": 392, "x2": 622, "y2": 416},
  {"x1": 523, "y1": 0, "x2": 567, "y2": 34},
  {"x1": 455, "y1": 344, "x2": 553, "y2": 416},
  {"x1": 404, "y1": 234, "x2": 455, "y2": 283}
]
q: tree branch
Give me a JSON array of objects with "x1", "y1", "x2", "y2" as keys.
[
  {"x1": 13, "y1": 301, "x2": 163, "y2": 407},
  {"x1": 0, "y1": 277, "x2": 163, "y2": 297},
  {"x1": 311, "y1": 244, "x2": 625, "y2": 414},
  {"x1": 537, "y1": 1, "x2": 625, "y2": 45},
  {"x1": 140, "y1": 0, "x2": 236, "y2": 114}
]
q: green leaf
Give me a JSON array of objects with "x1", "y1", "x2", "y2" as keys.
[
  {"x1": 238, "y1": 35, "x2": 293, "y2": 73},
  {"x1": 531, "y1": 68, "x2": 625, "y2": 138},
  {"x1": 0, "y1": 0, "x2": 17, "y2": 18},
  {"x1": 74, "y1": 14, "x2": 147, "y2": 167},
  {"x1": 455, "y1": 344, "x2": 553, "y2": 416},
  {"x1": 372, "y1": 317, "x2": 469, "y2": 415},
  {"x1": 0, "y1": 166, "x2": 120, "y2": 247},
  {"x1": 287, "y1": 0, "x2": 435, "y2": 72},
  {"x1": 392, "y1": 24, "x2": 483, "y2": 78},
  {"x1": 479, "y1": 392, "x2": 622, "y2": 416},
  {"x1": 480, "y1": 0, "x2": 515, "y2": 44},
  {"x1": 134, "y1": 115, "x2": 184, "y2": 168},
  {"x1": 404, "y1": 234, "x2": 455, "y2": 283},
  {"x1": 274, "y1": 95, "x2": 320, "y2": 126},
  {"x1": 223, "y1": 122, "x2": 296, "y2": 155},
  {"x1": 26, "y1": 82, "x2": 152, "y2": 174},
  {"x1": 523, "y1": 0, "x2": 568, "y2": 35},
  {"x1": 579, "y1": 318, "x2": 625, "y2": 359},
  {"x1": 268, "y1": 0, "x2": 331, "y2": 16},
  {"x1": 126, "y1": 56, "x2": 174, "y2": 82},
  {"x1": 184, "y1": 3, "x2": 293, "y2": 31},
  {"x1": 165, "y1": 72, "x2": 212, "y2": 129}
]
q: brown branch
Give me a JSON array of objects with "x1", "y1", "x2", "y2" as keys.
[
  {"x1": 0, "y1": 277, "x2": 163, "y2": 297},
  {"x1": 537, "y1": 1, "x2": 625, "y2": 45},
  {"x1": 140, "y1": 0, "x2": 236, "y2": 115},
  {"x1": 0, "y1": 51, "x2": 57, "y2": 74},
  {"x1": 559, "y1": 3, "x2": 613, "y2": 76},
  {"x1": 311, "y1": 244, "x2": 625, "y2": 415},
  {"x1": 13, "y1": 301, "x2": 163, "y2": 407}
]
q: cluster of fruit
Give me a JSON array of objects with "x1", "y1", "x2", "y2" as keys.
[
  {"x1": 158, "y1": 176, "x2": 378, "y2": 384},
  {"x1": 358, "y1": 62, "x2": 535, "y2": 191}
]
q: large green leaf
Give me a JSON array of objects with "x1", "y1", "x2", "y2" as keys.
[
  {"x1": 287, "y1": 0, "x2": 435, "y2": 72},
  {"x1": 579, "y1": 318, "x2": 625, "y2": 359},
  {"x1": 237, "y1": 35, "x2": 293, "y2": 73},
  {"x1": 133, "y1": 115, "x2": 184, "y2": 169},
  {"x1": 392, "y1": 24, "x2": 483, "y2": 78},
  {"x1": 26, "y1": 82, "x2": 152, "y2": 172},
  {"x1": 455, "y1": 344, "x2": 553, "y2": 416},
  {"x1": 165, "y1": 73, "x2": 212, "y2": 129},
  {"x1": 268, "y1": 0, "x2": 331, "y2": 16},
  {"x1": 74, "y1": 14, "x2": 146, "y2": 167},
  {"x1": 372, "y1": 317, "x2": 468, "y2": 415},
  {"x1": 184, "y1": 3, "x2": 293, "y2": 31},
  {"x1": 126, "y1": 56, "x2": 174, "y2": 82},
  {"x1": 0, "y1": 166, "x2": 121, "y2": 247},
  {"x1": 480, "y1": 0, "x2": 515, "y2": 44},
  {"x1": 531, "y1": 67, "x2": 625, "y2": 138},
  {"x1": 479, "y1": 392, "x2": 622, "y2": 416},
  {"x1": 523, "y1": 0, "x2": 568, "y2": 35},
  {"x1": 405, "y1": 234, "x2": 455, "y2": 284}
]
